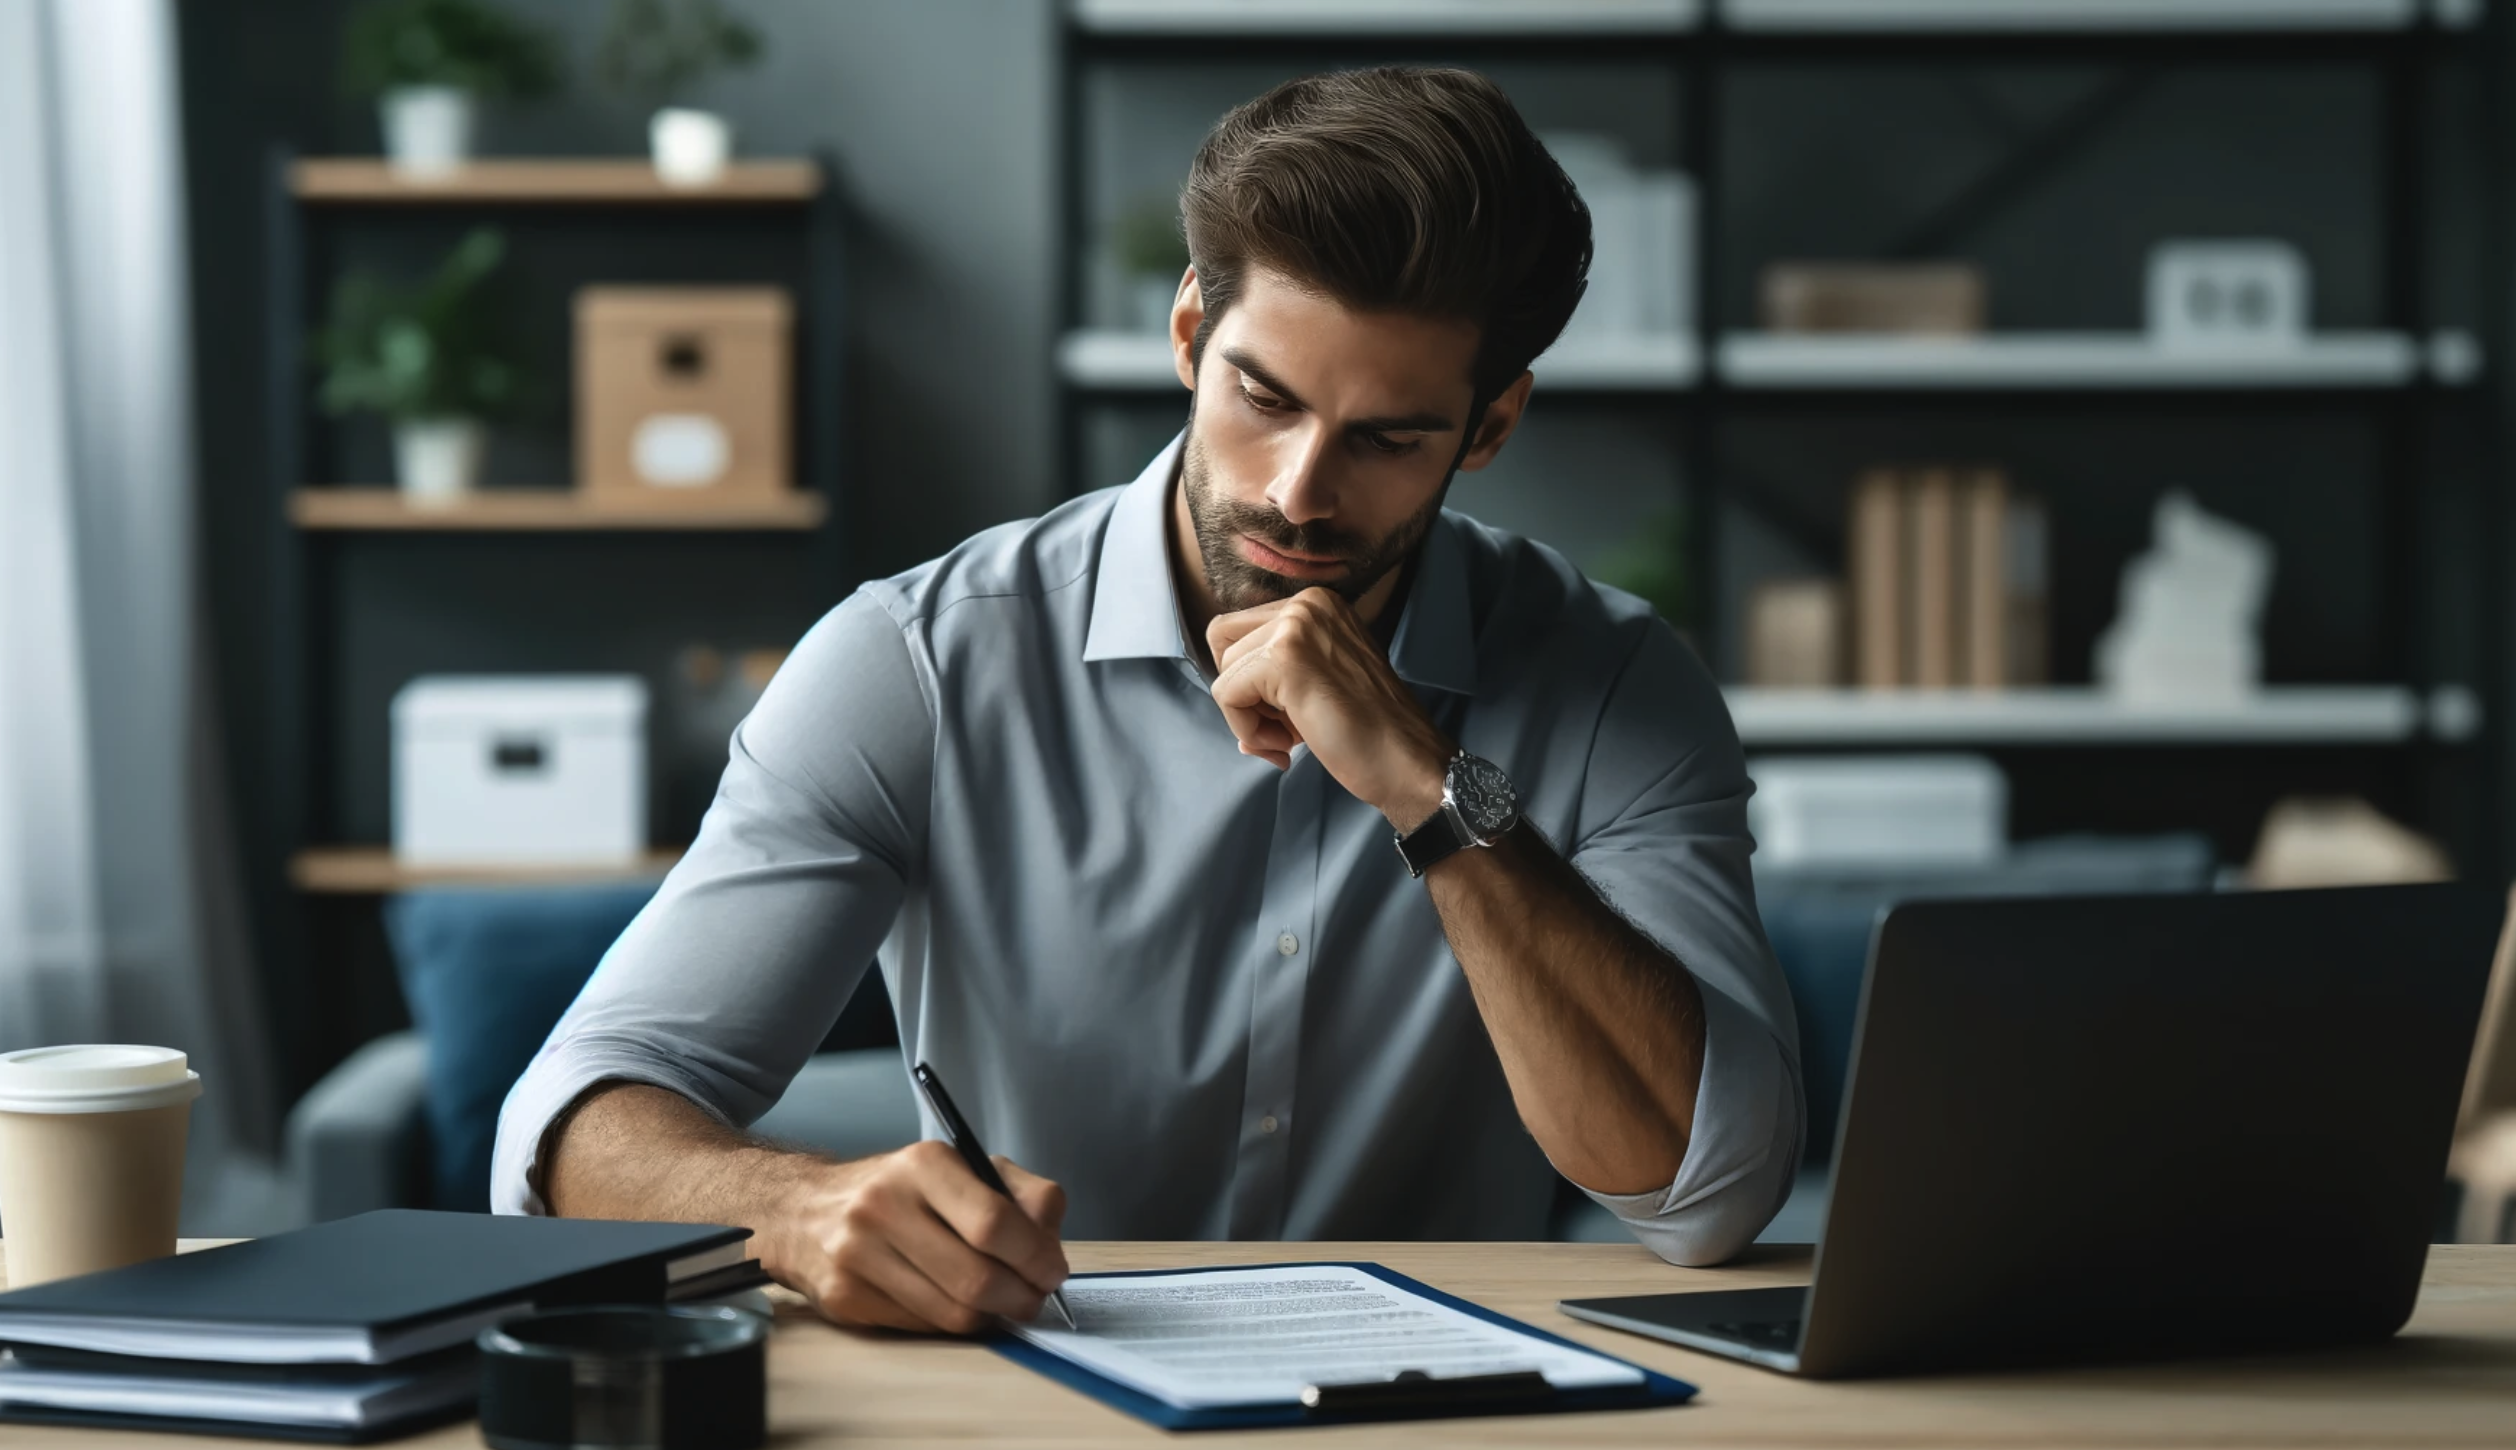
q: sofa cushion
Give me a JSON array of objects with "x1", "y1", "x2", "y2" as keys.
[{"x1": 385, "y1": 883, "x2": 657, "y2": 1211}]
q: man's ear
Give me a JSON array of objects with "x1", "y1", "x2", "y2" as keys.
[
  {"x1": 1169, "y1": 268, "x2": 1204, "y2": 392},
  {"x1": 1457, "y1": 371, "x2": 1535, "y2": 473}
]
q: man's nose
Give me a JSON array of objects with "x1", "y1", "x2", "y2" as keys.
[{"x1": 1266, "y1": 424, "x2": 1337, "y2": 525}]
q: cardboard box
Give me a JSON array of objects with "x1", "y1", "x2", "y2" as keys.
[
  {"x1": 575, "y1": 287, "x2": 792, "y2": 502},
  {"x1": 1761, "y1": 263, "x2": 1985, "y2": 334}
]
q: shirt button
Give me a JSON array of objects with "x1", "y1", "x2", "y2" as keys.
[
  {"x1": 1259, "y1": 1114, "x2": 1280, "y2": 1135},
  {"x1": 1276, "y1": 932, "x2": 1300, "y2": 957}
]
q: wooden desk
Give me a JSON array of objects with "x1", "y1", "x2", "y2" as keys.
[{"x1": 6, "y1": 1239, "x2": 2514, "y2": 1447}]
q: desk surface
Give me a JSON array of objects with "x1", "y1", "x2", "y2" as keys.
[{"x1": 4, "y1": 1239, "x2": 2513, "y2": 1448}]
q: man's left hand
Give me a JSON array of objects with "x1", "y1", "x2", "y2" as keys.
[{"x1": 1207, "y1": 588, "x2": 1453, "y2": 829}]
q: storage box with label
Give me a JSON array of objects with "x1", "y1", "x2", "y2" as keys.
[
  {"x1": 1746, "y1": 753, "x2": 2007, "y2": 870},
  {"x1": 391, "y1": 676, "x2": 649, "y2": 865},
  {"x1": 575, "y1": 287, "x2": 792, "y2": 503}
]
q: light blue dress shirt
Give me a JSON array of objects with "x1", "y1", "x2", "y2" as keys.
[{"x1": 494, "y1": 437, "x2": 1803, "y2": 1264}]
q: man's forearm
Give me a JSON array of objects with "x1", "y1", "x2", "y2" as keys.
[
  {"x1": 1424, "y1": 826, "x2": 1707, "y2": 1195},
  {"x1": 543, "y1": 1081, "x2": 836, "y2": 1281},
  {"x1": 544, "y1": 1081, "x2": 1073, "y2": 1334}
]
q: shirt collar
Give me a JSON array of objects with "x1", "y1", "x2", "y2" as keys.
[
  {"x1": 1080, "y1": 432, "x2": 1479, "y2": 697},
  {"x1": 1081, "y1": 435, "x2": 1195, "y2": 665}
]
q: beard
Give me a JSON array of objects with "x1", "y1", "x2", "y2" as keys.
[{"x1": 1179, "y1": 417, "x2": 1447, "y2": 614}]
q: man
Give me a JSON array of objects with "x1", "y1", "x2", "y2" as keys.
[{"x1": 495, "y1": 67, "x2": 1801, "y2": 1335}]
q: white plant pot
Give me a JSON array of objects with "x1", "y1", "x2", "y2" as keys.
[
  {"x1": 393, "y1": 418, "x2": 485, "y2": 507},
  {"x1": 650, "y1": 108, "x2": 732, "y2": 187},
  {"x1": 380, "y1": 87, "x2": 476, "y2": 177}
]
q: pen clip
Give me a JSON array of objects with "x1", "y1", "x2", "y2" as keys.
[{"x1": 1298, "y1": 1369, "x2": 1557, "y2": 1414}]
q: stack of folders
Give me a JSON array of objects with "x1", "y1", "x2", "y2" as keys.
[
  {"x1": 0, "y1": 1209, "x2": 759, "y2": 1442},
  {"x1": 1847, "y1": 467, "x2": 2050, "y2": 691}
]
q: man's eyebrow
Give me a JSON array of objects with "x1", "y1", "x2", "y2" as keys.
[{"x1": 1220, "y1": 346, "x2": 1459, "y2": 436}]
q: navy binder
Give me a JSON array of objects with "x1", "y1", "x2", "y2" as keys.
[
  {"x1": 989, "y1": 1261, "x2": 1696, "y2": 1431},
  {"x1": 0, "y1": 1210, "x2": 747, "y2": 1366}
]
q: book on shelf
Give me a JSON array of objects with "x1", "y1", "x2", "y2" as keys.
[{"x1": 1843, "y1": 465, "x2": 2049, "y2": 692}]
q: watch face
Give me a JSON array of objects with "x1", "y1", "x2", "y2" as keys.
[{"x1": 1448, "y1": 753, "x2": 1517, "y2": 840}]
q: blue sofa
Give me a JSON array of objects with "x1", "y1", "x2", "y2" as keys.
[{"x1": 287, "y1": 835, "x2": 2214, "y2": 1236}]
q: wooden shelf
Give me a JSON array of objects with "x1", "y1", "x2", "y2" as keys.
[
  {"x1": 1058, "y1": 328, "x2": 1699, "y2": 391},
  {"x1": 289, "y1": 158, "x2": 821, "y2": 205},
  {"x1": 292, "y1": 847, "x2": 683, "y2": 894},
  {"x1": 1724, "y1": 686, "x2": 2442, "y2": 747},
  {"x1": 289, "y1": 489, "x2": 828, "y2": 532},
  {"x1": 1725, "y1": 0, "x2": 2430, "y2": 31},
  {"x1": 1718, "y1": 332, "x2": 2429, "y2": 390},
  {"x1": 1074, "y1": 0, "x2": 1702, "y2": 35}
]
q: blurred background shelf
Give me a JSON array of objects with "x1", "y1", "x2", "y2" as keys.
[
  {"x1": 1721, "y1": 0, "x2": 2439, "y2": 32},
  {"x1": 1723, "y1": 686, "x2": 2463, "y2": 746},
  {"x1": 288, "y1": 489, "x2": 829, "y2": 532},
  {"x1": 288, "y1": 158, "x2": 821, "y2": 205},
  {"x1": 1718, "y1": 333, "x2": 2433, "y2": 390},
  {"x1": 1074, "y1": 0, "x2": 1703, "y2": 36},
  {"x1": 1059, "y1": 328, "x2": 1699, "y2": 391},
  {"x1": 290, "y1": 847, "x2": 684, "y2": 894}
]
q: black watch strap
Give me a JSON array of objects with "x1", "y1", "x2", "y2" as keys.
[{"x1": 1395, "y1": 802, "x2": 1474, "y2": 879}]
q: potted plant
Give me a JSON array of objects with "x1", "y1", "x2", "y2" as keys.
[
  {"x1": 342, "y1": 0, "x2": 561, "y2": 176},
  {"x1": 1594, "y1": 508, "x2": 1689, "y2": 628},
  {"x1": 598, "y1": 0, "x2": 764, "y2": 187},
  {"x1": 1111, "y1": 194, "x2": 1192, "y2": 334},
  {"x1": 315, "y1": 228, "x2": 520, "y2": 506}
]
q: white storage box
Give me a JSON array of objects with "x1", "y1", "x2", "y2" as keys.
[
  {"x1": 1747, "y1": 753, "x2": 2007, "y2": 870},
  {"x1": 391, "y1": 676, "x2": 648, "y2": 866}
]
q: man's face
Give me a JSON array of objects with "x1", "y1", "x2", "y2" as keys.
[{"x1": 1170, "y1": 267, "x2": 1528, "y2": 617}]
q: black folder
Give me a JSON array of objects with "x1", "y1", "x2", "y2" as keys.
[{"x1": 0, "y1": 1209, "x2": 748, "y2": 1366}]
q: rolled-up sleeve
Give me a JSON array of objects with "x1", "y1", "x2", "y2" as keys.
[
  {"x1": 1563, "y1": 619, "x2": 1805, "y2": 1265},
  {"x1": 491, "y1": 590, "x2": 934, "y2": 1216}
]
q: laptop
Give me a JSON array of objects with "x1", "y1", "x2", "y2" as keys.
[{"x1": 1560, "y1": 882, "x2": 2501, "y2": 1378}]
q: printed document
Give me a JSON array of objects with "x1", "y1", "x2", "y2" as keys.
[{"x1": 1008, "y1": 1264, "x2": 1645, "y2": 1410}]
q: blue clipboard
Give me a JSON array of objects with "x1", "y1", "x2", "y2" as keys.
[{"x1": 987, "y1": 1261, "x2": 1696, "y2": 1431}]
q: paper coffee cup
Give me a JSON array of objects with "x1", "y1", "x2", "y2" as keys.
[{"x1": 0, "y1": 1045, "x2": 201, "y2": 1288}]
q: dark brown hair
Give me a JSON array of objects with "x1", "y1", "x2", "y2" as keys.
[{"x1": 1179, "y1": 67, "x2": 1591, "y2": 412}]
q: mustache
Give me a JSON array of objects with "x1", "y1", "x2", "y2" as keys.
[{"x1": 1207, "y1": 496, "x2": 1372, "y2": 563}]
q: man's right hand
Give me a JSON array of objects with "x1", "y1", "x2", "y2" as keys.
[{"x1": 760, "y1": 1139, "x2": 1070, "y2": 1335}]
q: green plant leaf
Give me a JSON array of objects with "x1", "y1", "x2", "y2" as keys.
[
  {"x1": 1591, "y1": 508, "x2": 1689, "y2": 627},
  {"x1": 312, "y1": 226, "x2": 522, "y2": 422},
  {"x1": 341, "y1": 0, "x2": 563, "y2": 100},
  {"x1": 598, "y1": 0, "x2": 765, "y2": 102}
]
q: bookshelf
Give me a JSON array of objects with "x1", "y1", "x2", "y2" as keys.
[
  {"x1": 1052, "y1": 0, "x2": 2502, "y2": 884},
  {"x1": 1057, "y1": 329, "x2": 1701, "y2": 392},
  {"x1": 288, "y1": 488, "x2": 828, "y2": 531},
  {"x1": 290, "y1": 847, "x2": 684, "y2": 895},
  {"x1": 1725, "y1": 686, "x2": 2439, "y2": 748},
  {"x1": 1073, "y1": 0, "x2": 1704, "y2": 36},
  {"x1": 1718, "y1": 332, "x2": 2434, "y2": 390},
  {"x1": 288, "y1": 159, "x2": 821, "y2": 205},
  {"x1": 1722, "y1": 0, "x2": 2437, "y2": 32},
  {"x1": 257, "y1": 150, "x2": 849, "y2": 1098}
]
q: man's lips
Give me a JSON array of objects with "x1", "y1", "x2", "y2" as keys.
[{"x1": 1238, "y1": 534, "x2": 1349, "y2": 579}]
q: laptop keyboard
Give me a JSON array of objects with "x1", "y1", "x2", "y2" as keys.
[{"x1": 1707, "y1": 1318, "x2": 1803, "y2": 1350}]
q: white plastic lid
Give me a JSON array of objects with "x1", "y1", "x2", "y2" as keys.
[
  {"x1": 392, "y1": 675, "x2": 650, "y2": 734},
  {"x1": 0, "y1": 1045, "x2": 203, "y2": 1114}
]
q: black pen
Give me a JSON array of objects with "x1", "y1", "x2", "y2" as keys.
[{"x1": 911, "y1": 1060, "x2": 1077, "y2": 1332}]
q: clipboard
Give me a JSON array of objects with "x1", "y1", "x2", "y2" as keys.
[{"x1": 987, "y1": 1261, "x2": 1696, "y2": 1431}]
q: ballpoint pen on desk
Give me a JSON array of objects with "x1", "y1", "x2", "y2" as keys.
[{"x1": 911, "y1": 1061, "x2": 1078, "y2": 1332}]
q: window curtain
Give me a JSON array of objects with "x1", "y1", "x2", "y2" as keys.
[{"x1": 0, "y1": 0, "x2": 276, "y2": 1223}]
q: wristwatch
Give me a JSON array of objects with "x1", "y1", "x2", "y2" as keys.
[{"x1": 1394, "y1": 751, "x2": 1519, "y2": 879}]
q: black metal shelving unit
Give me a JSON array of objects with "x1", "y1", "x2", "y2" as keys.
[
  {"x1": 254, "y1": 153, "x2": 850, "y2": 1099},
  {"x1": 1052, "y1": 0, "x2": 2506, "y2": 881}
]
